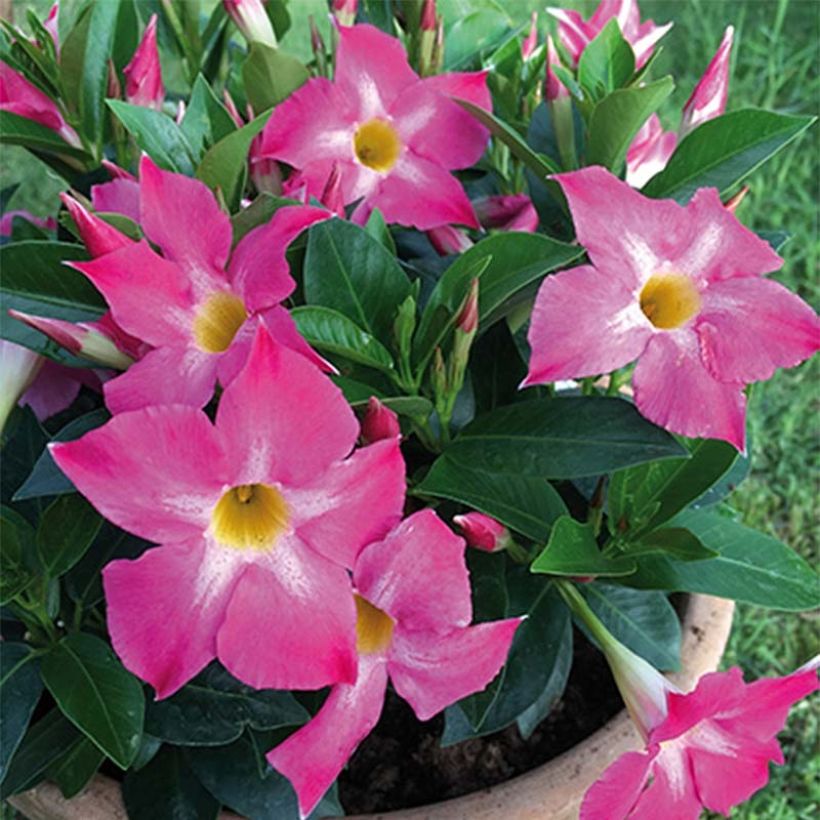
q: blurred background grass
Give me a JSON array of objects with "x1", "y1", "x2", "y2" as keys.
[{"x1": 2, "y1": 0, "x2": 818, "y2": 817}]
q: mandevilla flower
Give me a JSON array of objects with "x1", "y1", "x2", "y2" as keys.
[
  {"x1": 548, "y1": 0, "x2": 672, "y2": 68},
  {"x1": 51, "y1": 326, "x2": 406, "y2": 698},
  {"x1": 360, "y1": 396, "x2": 401, "y2": 444},
  {"x1": 524, "y1": 167, "x2": 820, "y2": 449},
  {"x1": 267, "y1": 510, "x2": 522, "y2": 818},
  {"x1": 625, "y1": 114, "x2": 678, "y2": 190},
  {"x1": 259, "y1": 23, "x2": 491, "y2": 230},
  {"x1": 66, "y1": 156, "x2": 331, "y2": 412},
  {"x1": 223, "y1": 0, "x2": 277, "y2": 47},
  {"x1": 453, "y1": 511, "x2": 511, "y2": 552},
  {"x1": 474, "y1": 193, "x2": 539, "y2": 233},
  {"x1": 123, "y1": 14, "x2": 164, "y2": 111}
]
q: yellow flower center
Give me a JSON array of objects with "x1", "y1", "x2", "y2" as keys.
[
  {"x1": 211, "y1": 484, "x2": 290, "y2": 551},
  {"x1": 193, "y1": 292, "x2": 247, "y2": 353},
  {"x1": 639, "y1": 273, "x2": 701, "y2": 329},
  {"x1": 354, "y1": 594, "x2": 395, "y2": 654},
  {"x1": 353, "y1": 119, "x2": 401, "y2": 173}
]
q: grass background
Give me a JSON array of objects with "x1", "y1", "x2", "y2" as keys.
[{"x1": 2, "y1": 0, "x2": 818, "y2": 817}]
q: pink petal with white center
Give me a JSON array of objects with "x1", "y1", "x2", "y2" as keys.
[
  {"x1": 524, "y1": 264, "x2": 652, "y2": 385},
  {"x1": 625, "y1": 114, "x2": 677, "y2": 189},
  {"x1": 259, "y1": 306, "x2": 335, "y2": 373},
  {"x1": 123, "y1": 14, "x2": 164, "y2": 110},
  {"x1": 70, "y1": 241, "x2": 195, "y2": 348},
  {"x1": 359, "y1": 153, "x2": 478, "y2": 230},
  {"x1": 546, "y1": 8, "x2": 591, "y2": 65},
  {"x1": 680, "y1": 26, "x2": 733, "y2": 137},
  {"x1": 91, "y1": 178, "x2": 141, "y2": 222},
  {"x1": 22, "y1": 361, "x2": 84, "y2": 420},
  {"x1": 103, "y1": 539, "x2": 244, "y2": 699},
  {"x1": 580, "y1": 747, "x2": 655, "y2": 820},
  {"x1": 630, "y1": 19, "x2": 673, "y2": 68},
  {"x1": 697, "y1": 276, "x2": 820, "y2": 384},
  {"x1": 103, "y1": 344, "x2": 218, "y2": 413},
  {"x1": 139, "y1": 156, "x2": 232, "y2": 293},
  {"x1": 50, "y1": 405, "x2": 226, "y2": 543},
  {"x1": 215, "y1": 326, "x2": 358, "y2": 486},
  {"x1": 632, "y1": 330, "x2": 746, "y2": 450},
  {"x1": 267, "y1": 654, "x2": 389, "y2": 820},
  {"x1": 228, "y1": 205, "x2": 330, "y2": 312},
  {"x1": 354, "y1": 509, "x2": 470, "y2": 631},
  {"x1": 216, "y1": 549, "x2": 358, "y2": 690},
  {"x1": 60, "y1": 193, "x2": 133, "y2": 258},
  {"x1": 422, "y1": 71, "x2": 492, "y2": 111},
  {"x1": 334, "y1": 24, "x2": 418, "y2": 121},
  {"x1": 388, "y1": 619, "x2": 522, "y2": 721},
  {"x1": 628, "y1": 745, "x2": 702, "y2": 820},
  {"x1": 589, "y1": 0, "x2": 638, "y2": 32},
  {"x1": 290, "y1": 438, "x2": 405, "y2": 569}
]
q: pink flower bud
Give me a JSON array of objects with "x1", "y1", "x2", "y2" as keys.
[
  {"x1": 427, "y1": 225, "x2": 473, "y2": 256},
  {"x1": 123, "y1": 15, "x2": 164, "y2": 111},
  {"x1": 474, "y1": 194, "x2": 539, "y2": 233},
  {"x1": 332, "y1": 0, "x2": 358, "y2": 27},
  {"x1": 224, "y1": 0, "x2": 277, "y2": 47},
  {"x1": 420, "y1": 0, "x2": 437, "y2": 31},
  {"x1": 59, "y1": 193, "x2": 133, "y2": 258},
  {"x1": 724, "y1": 185, "x2": 749, "y2": 214},
  {"x1": 0, "y1": 210, "x2": 56, "y2": 237},
  {"x1": 0, "y1": 340, "x2": 43, "y2": 431},
  {"x1": 320, "y1": 162, "x2": 345, "y2": 217},
  {"x1": 101, "y1": 160, "x2": 136, "y2": 181},
  {"x1": 521, "y1": 12, "x2": 538, "y2": 60},
  {"x1": 453, "y1": 512, "x2": 511, "y2": 552},
  {"x1": 680, "y1": 25, "x2": 733, "y2": 138},
  {"x1": 545, "y1": 34, "x2": 568, "y2": 102},
  {"x1": 43, "y1": 3, "x2": 60, "y2": 55},
  {"x1": 456, "y1": 278, "x2": 479, "y2": 334},
  {"x1": 361, "y1": 397, "x2": 400, "y2": 443},
  {"x1": 222, "y1": 89, "x2": 244, "y2": 128}
]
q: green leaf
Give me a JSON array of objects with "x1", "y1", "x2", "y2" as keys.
[
  {"x1": 587, "y1": 76, "x2": 674, "y2": 171},
  {"x1": 40, "y1": 632, "x2": 145, "y2": 769},
  {"x1": 580, "y1": 583, "x2": 681, "y2": 670},
  {"x1": 455, "y1": 97, "x2": 560, "y2": 179},
  {"x1": 437, "y1": 396, "x2": 686, "y2": 480},
  {"x1": 0, "y1": 506, "x2": 37, "y2": 603},
  {"x1": 0, "y1": 644, "x2": 43, "y2": 782},
  {"x1": 1, "y1": 409, "x2": 49, "y2": 523},
  {"x1": 577, "y1": 19, "x2": 635, "y2": 102},
  {"x1": 107, "y1": 100, "x2": 196, "y2": 174},
  {"x1": 231, "y1": 193, "x2": 298, "y2": 244},
  {"x1": 0, "y1": 111, "x2": 88, "y2": 159},
  {"x1": 242, "y1": 42, "x2": 309, "y2": 112},
  {"x1": 48, "y1": 736, "x2": 104, "y2": 799},
  {"x1": 37, "y1": 494, "x2": 102, "y2": 577},
  {"x1": 181, "y1": 74, "x2": 238, "y2": 162},
  {"x1": 622, "y1": 509, "x2": 820, "y2": 610},
  {"x1": 123, "y1": 746, "x2": 220, "y2": 820},
  {"x1": 304, "y1": 219, "x2": 412, "y2": 345},
  {"x1": 643, "y1": 109, "x2": 816, "y2": 202},
  {"x1": 364, "y1": 208, "x2": 396, "y2": 253},
  {"x1": 330, "y1": 376, "x2": 434, "y2": 418},
  {"x1": 291, "y1": 306, "x2": 396, "y2": 375},
  {"x1": 416, "y1": 454, "x2": 567, "y2": 542},
  {"x1": 532, "y1": 516, "x2": 636, "y2": 577},
  {"x1": 627, "y1": 527, "x2": 717, "y2": 561},
  {"x1": 145, "y1": 663, "x2": 308, "y2": 747},
  {"x1": 196, "y1": 109, "x2": 272, "y2": 210}
]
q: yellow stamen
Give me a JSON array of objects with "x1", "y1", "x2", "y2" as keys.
[
  {"x1": 639, "y1": 273, "x2": 701, "y2": 330},
  {"x1": 211, "y1": 483, "x2": 290, "y2": 551},
  {"x1": 193, "y1": 292, "x2": 247, "y2": 353},
  {"x1": 355, "y1": 595, "x2": 395, "y2": 654},
  {"x1": 353, "y1": 119, "x2": 401, "y2": 173}
]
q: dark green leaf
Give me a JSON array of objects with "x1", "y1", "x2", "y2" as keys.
[
  {"x1": 532, "y1": 516, "x2": 636, "y2": 577},
  {"x1": 577, "y1": 19, "x2": 634, "y2": 101},
  {"x1": 330, "y1": 376, "x2": 433, "y2": 418},
  {"x1": 0, "y1": 109, "x2": 88, "y2": 163},
  {"x1": 48, "y1": 736, "x2": 104, "y2": 799},
  {"x1": 304, "y1": 219, "x2": 412, "y2": 345},
  {"x1": 1, "y1": 409, "x2": 49, "y2": 523},
  {"x1": 627, "y1": 527, "x2": 717, "y2": 561},
  {"x1": 242, "y1": 42, "x2": 309, "y2": 112},
  {"x1": 364, "y1": 208, "x2": 395, "y2": 253},
  {"x1": 231, "y1": 193, "x2": 299, "y2": 244},
  {"x1": 0, "y1": 507, "x2": 37, "y2": 603},
  {"x1": 181, "y1": 75, "x2": 238, "y2": 162},
  {"x1": 0, "y1": 644, "x2": 43, "y2": 782},
  {"x1": 37, "y1": 494, "x2": 102, "y2": 577},
  {"x1": 41, "y1": 632, "x2": 145, "y2": 769},
  {"x1": 643, "y1": 109, "x2": 816, "y2": 202}
]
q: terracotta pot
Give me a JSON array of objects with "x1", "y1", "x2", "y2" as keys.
[{"x1": 10, "y1": 594, "x2": 734, "y2": 820}]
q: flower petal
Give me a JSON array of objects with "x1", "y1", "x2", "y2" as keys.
[
  {"x1": 216, "y1": 546, "x2": 357, "y2": 690},
  {"x1": 580, "y1": 748, "x2": 656, "y2": 820},
  {"x1": 259, "y1": 306, "x2": 334, "y2": 373},
  {"x1": 267, "y1": 654, "x2": 388, "y2": 820},
  {"x1": 629, "y1": 745, "x2": 702, "y2": 820},
  {"x1": 22, "y1": 361, "x2": 84, "y2": 421},
  {"x1": 632, "y1": 331, "x2": 746, "y2": 450},
  {"x1": 50, "y1": 405, "x2": 226, "y2": 543},
  {"x1": 524, "y1": 264, "x2": 652, "y2": 385},
  {"x1": 91, "y1": 178, "x2": 141, "y2": 222}
]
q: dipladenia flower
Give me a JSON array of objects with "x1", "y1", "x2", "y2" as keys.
[
  {"x1": 0, "y1": 61, "x2": 81, "y2": 148},
  {"x1": 360, "y1": 397, "x2": 400, "y2": 444},
  {"x1": 51, "y1": 326, "x2": 406, "y2": 698},
  {"x1": 267, "y1": 510, "x2": 522, "y2": 818},
  {"x1": 67, "y1": 156, "x2": 331, "y2": 413},
  {"x1": 453, "y1": 511, "x2": 511, "y2": 552},
  {"x1": 547, "y1": 0, "x2": 671, "y2": 68},
  {"x1": 625, "y1": 114, "x2": 678, "y2": 189},
  {"x1": 223, "y1": 0, "x2": 277, "y2": 47},
  {"x1": 524, "y1": 167, "x2": 820, "y2": 450},
  {"x1": 474, "y1": 194, "x2": 539, "y2": 233},
  {"x1": 123, "y1": 14, "x2": 164, "y2": 111},
  {"x1": 259, "y1": 23, "x2": 491, "y2": 230},
  {"x1": 521, "y1": 12, "x2": 538, "y2": 60}
]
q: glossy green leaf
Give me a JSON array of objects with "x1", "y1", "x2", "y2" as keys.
[
  {"x1": 626, "y1": 527, "x2": 717, "y2": 561},
  {"x1": 577, "y1": 19, "x2": 635, "y2": 101},
  {"x1": 291, "y1": 306, "x2": 396, "y2": 375},
  {"x1": 643, "y1": 109, "x2": 816, "y2": 202},
  {"x1": 587, "y1": 77, "x2": 674, "y2": 171},
  {"x1": 443, "y1": 3, "x2": 514, "y2": 70},
  {"x1": 48, "y1": 736, "x2": 104, "y2": 799},
  {"x1": 242, "y1": 42, "x2": 309, "y2": 112},
  {"x1": 532, "y1": 516, "x2": 636, "y2": 577},
  {"x1": 0, "y1": 644, "x2": 43, "y2": 782},
  {"x1": 436, "y1": 397, "x2": 686, "y2": 480},
  {"x1": 621, "y1": 509, "x2": 820, "y2": 611},
  {"x1": 304, "y1": 218, "x2": 412, "y2": 345},
  {"x1": 0, "y1": 506, "x2": 35, "y2": 603},
  {"x1": 37, "y1": 494, "x2": 102, "y2": 577},
  {"x1": 1, "y1": 409, "x2": 49, "y2": 523},
  {"x1": 0, "y1": 111, "x2": 87, "y2": 159},
  {"x1": 181, "y1": 74, "x2": 238, "y2": 161},
  {"x1": 41, "y1": 633, "x2": 145, "y2": 769},
  {"x1": 330, "y1": 377, "x2": 433, "y2": 418},
  {"x1": 231, "y1": 193, "x2": 299, "y2": 244}
]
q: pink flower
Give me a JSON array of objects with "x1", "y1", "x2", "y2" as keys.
[
  {"x1": 223, "y1": 0, "x2": 277, "y2": 47},
  {"x1": 681, "y1": 25, "x2": 734, "y2": 137},
  {"x1": 360, "y1": 396, "x2": 400, "y2": 443},
  {"x1": 474, "y1": 193, "x2": 539, "y2": 233},
  {"x1": 582, "y1": 665, "x2": 819, "y2": 820},
  {"x1": 547, "y1": 0, "x2": 671, "y2": 68},
  {"x1": 523, "y1": 167, "x2": 820, "y2": 450},
  {"x1": 67, "y1": 156, "x2": 331, "y2": 413},
  {"x1": 51, "y1": 325, "x2": 406, "y2": 698},
  {"x1": 259, "y1": 23, "x2": 491, "y2": 230},
  {"x1": 521, "y1": 12, "x2": 538, "y2": 60},
  {"x1": 0, "y1": 61, "x2": 80, "y2": 147},
  {"x1": 267, "y1": 510, "x2": 522, "y2": 818},
  {"x1": 453, "y1": 511, "x2": 511, "y2": 552},
  {"x1": 123, "y1": 15, "x2": 164, "y2": 111},
  {"x1": 22, "y1": 360, "x2": 101, "y2": 422},
  {"x1": 0, "y1": 210, "x2": 56, "y2": 236},
  {"x1": 625, "y1": 114, "x2": 677, "y2": 189}
]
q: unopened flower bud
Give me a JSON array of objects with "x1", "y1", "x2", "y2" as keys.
[
  {"x1": 418, "y1": 0, "x2": 437, "y2": 76},
  {"x1": 545, "y1": 34, "x2": 568, "y2": 102},
  {"x1": 222, "y1": 89, "x2": 244, "y2": 128},
  {"x1": 521, "y1": 12, "x2": 538, "y2": 60},
  {"x1": 332, "y1": 0, "x2": 357, "y2": 28},
  {"x1": 456, "y1": 278, "x2": 479, "y2": 335},
  {"x1": 0, "y1": 341, "x2": 43, "y2": 432},
  {"x1": 224, "y1": 0, "x2": 277, "y2": 48},
  {"x1": 427, "y1": 225, "x2": 473, "y2": 256},
  {"x1": 123, "y1": 14, "x2": 164, "y2": 111},
  {"x1": 320, "y1": 162, "x2": 345, "y2": 217},
  {"x1": 394, "y1": 293, "x2": 417, "y2": 360},
  {"x1": 60, "y1": 193, "x2": 133, "y2": 258},
  {"x1": 453, "y1": 512, "x2": 512, "y2": 552},
  {"x1": 724, "y1": 185, "x2": 749, "y2": 214},
  {"x1": 43, "y1": 3, "x2": 60, "y2": 55},
  {"x1": 361, "y1": 397, "x2": 401, "y2": 443},
  {"x1": 309, "y1": 15, "x2": 328, "y2": 75},
  {"x1": 680, "y1": 25, "x2": 734, "y2": 138}
]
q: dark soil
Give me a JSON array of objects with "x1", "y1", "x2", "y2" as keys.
[{"x1": 338, "y1": 630, "x2": 622, "y2": 814}]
